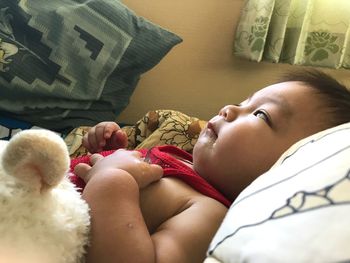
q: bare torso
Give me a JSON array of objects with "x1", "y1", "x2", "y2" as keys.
[
  {"x1": 139, "y1": 175, "x2": 228, "y2": 262},
  {"x1": 140, "y1": 177, "x2": 205, "y2": 233}
]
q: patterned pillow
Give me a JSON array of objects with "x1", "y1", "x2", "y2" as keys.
[
  {"x1": 65, "y1": 109, "x2": 207, "y2": 158},
  {"x1": 205, "y1": 122, "x2": 350, "y2": 263},
  {"x1": 0, "y1": 0, "x2": 182, "y2": 131}
]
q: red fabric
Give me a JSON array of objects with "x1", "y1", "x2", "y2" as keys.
[
  {"x1": 70, "y1": 150, "x2": 115, "y2": 190},
  {"x1": 69, "y1": 145, "x2": 231, "y2": 207}
]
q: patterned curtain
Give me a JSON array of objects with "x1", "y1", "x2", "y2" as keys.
[{"x1": 234, "y1": 0, "x2": 350, "y2": 69}]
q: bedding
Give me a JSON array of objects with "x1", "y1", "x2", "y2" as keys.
[
  {"x1": 0, "y1": 0, "x2": 182, "y2": 131},
  {"x1": 205, "y1": 121, "x2": 350, "y2": 263},
  {"x1": 65, "y1": 109, "x2": 207, "y2": 158},
  {"x1": 4, "y1": 108, "x2": 349, "y2": 262}
]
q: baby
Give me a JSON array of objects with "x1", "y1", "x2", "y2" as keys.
[{"x1": 72, "y1": 70, "x2": 350, "y2": 263}]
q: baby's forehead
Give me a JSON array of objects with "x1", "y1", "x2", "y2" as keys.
[
  {"x1": 252, "y1": 81, "x2": 319, "y2": 103},
  {"x1": 243, "y1": 85, "x2": 293, "y2": 115}
]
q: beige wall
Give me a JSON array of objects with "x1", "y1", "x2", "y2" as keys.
[{"x1": 117, "y1": 0, "x2": 350, "y2": 124}]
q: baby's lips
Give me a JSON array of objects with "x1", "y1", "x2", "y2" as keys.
[{"x1": 206, "y1": 122, "x2": 218, "y2": 137}]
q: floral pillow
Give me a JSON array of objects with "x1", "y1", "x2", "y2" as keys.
[
  {"x1": 205, "y1": 122, "x2": 350, "y2": 263},
  {"x1": 65, "y1": 109, "x2": 207, "y2": 158},
  {"x1": 0, "y1": 0, "x2": 182, "y2": 131}
]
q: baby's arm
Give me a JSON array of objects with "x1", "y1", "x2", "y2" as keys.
[
  {"x1": 76, "y1": 151, "x2": 227, "y2": 263},
  {"x1": 76, "y1": 150, "x2": 163, "y2": 263},
  {"x1": 83, "y1": 121, "x2": 128, "y2": 153}
]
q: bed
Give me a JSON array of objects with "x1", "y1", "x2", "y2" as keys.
[
  {"x1": 2, "y1": 107, "x2": 350, "y2": 263},
  {"x1": 1, "y1": 0, "x2": 350, "y2": 262}
]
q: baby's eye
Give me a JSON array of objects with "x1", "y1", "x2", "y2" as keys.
[{"x1": 254, "y1": 110, "x2": 271, "y2": 125}]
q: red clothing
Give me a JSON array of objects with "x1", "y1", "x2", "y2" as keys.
[{"x1": 70, "y1": 145, "x2": 231, "y2": 207}]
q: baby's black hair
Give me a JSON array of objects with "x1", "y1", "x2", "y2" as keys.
[{"x1": 278, "y1": 69, "x2": 350, "y2": 127}]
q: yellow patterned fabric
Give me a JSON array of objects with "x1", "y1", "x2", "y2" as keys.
[{"x1": 65, "y1": 110, "x2": 207, "y2": 158}]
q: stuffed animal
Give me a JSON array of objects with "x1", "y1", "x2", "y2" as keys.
[{"x1": 0, "y1": 129, "x2": 90, "y2": 263}]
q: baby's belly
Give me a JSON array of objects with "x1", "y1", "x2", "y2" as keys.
[{"x1": 139, "y1": 177, "x2": 201, "y2": 234}]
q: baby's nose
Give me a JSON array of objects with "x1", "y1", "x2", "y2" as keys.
[{"x1": 218, "y1": 105, "x2": 238, "y2": 122}]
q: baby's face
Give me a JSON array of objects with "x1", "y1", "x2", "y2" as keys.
[{"x1": 193, "y1": 81, "x2": 328, "y2": 201}]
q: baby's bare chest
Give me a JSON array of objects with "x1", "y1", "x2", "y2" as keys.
[{"x1": 139, "y1": 177, "x2": 201, "y2": 233}]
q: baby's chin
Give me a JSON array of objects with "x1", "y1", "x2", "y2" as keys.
[
  {"x1": 196, "y1": 128, "x2": 217, "y2": 146},
  {"x1": 193, "y1": 134, "x2": 216, "y2": 161}
]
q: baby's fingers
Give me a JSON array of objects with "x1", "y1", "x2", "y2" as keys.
[
  {"x1": 90, "y1": 153, "x2": 104, "y2": 165},
  {"x1": 74, "y1": 154, "x2": 103, "y2": 183},
  {"x1": 94, "y1": 124, "x2": 110, "y2": 149},
  {"x1": 107, "y1": 130, "x2": 128, "y2": 150},
  {"x1": 102, "y1": 122, "x2": 121, "y2": 138},
  {"x1": 138, "y1": 163, "x2": 163, "y2": 189},
  {"x1": 74, "y1": 163, "x2": 92, "y2": 183},
  {"x1": 83, "y1": 126, "x2": 102, "y2": 153},
  {"x1": 149, "y1": 164, "x2": 163, "y2": 181}
]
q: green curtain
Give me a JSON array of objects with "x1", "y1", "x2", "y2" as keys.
[{"x1": 234, "y1": 0, "x2": 350, "y2": 69}]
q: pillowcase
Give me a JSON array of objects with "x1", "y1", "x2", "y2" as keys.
[
  {"x1": 205, "y1": 122, "x2": 350, "y2": 263},
  {"x1": 0, "y1": 0, "x2": 182, "y2": 131}
]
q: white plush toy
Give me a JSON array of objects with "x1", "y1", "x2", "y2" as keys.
[{"x1": 0, "y1": 129, "x2": 90, "y2": 263}]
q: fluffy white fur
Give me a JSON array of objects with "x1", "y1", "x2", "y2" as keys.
[{"x1": 0, "y1": 130, "x2": 90, "y2": 263}]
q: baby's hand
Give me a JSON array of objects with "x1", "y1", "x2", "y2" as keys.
[
  {"x1": 74, "y1": 150, "x2": 163, "y2": 189},
  {"x1": 83, "y1": 122, "x2": 128, "y2": 153}
]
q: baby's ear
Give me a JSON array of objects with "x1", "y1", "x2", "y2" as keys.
[{"x1": 2, "y1": 130, "x2": 70, "y2": 193}]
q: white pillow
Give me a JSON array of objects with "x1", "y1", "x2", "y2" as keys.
[{"x1": 205, "y1": 122, "x2": 350, "y2": 263}]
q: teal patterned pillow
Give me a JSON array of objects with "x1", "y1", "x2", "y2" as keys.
[{"x1": 0, "y1": 0, "x2": 182, "y2": 131}]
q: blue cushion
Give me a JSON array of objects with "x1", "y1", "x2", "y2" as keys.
[
  {"x1": 0, "y1": 116, "x2": 31, "y2": 140},
  {"x1": 0, "y1": 116, "x2": 64, "y2": 140},
  {"x1": 0, "y1": 0, "x2": 182, "y2": 131}
]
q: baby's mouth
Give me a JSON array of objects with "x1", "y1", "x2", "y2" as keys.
[{"x1": 205, "y1": 122, "x2": 218, "y2": 139}]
